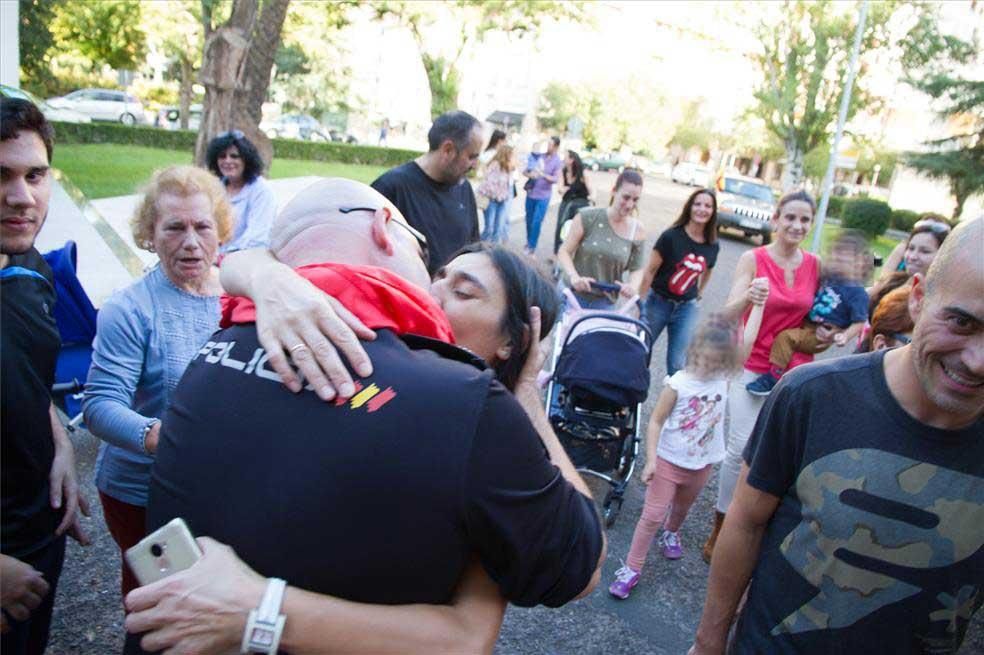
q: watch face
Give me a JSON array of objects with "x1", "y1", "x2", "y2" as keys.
[{"x1": 250, "y1": 627, "x2": 274, "y2": 646}]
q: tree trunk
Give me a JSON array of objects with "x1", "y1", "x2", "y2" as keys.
[
  {"x1": 953, "y1": 188, "x2": 968, "y2": 221},
  {"x1": 179, "y1": 56, "x2": 193, "y2": 130},
  {"x1": 194, "y1": 0, "x2": 290, "y2": 168},
  {"x1": 781, "y1": 139, "x2": 805, "y2": 191}
]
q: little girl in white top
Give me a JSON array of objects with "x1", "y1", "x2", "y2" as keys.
[{"x1": 609, "y1": 303, "x2": 764, "y2": 600}]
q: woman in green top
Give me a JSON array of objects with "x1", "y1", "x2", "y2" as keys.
[{"x1": 557, "y1": 169, "x2": 648, "y2": 309}]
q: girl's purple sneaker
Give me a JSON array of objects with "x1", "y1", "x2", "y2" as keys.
[
  {"x1": 660, "y1": 530, "x2": 683, "y2": 559},
  {"x1": 608, "y1": 564, "x2": 640, "y2": 599}
]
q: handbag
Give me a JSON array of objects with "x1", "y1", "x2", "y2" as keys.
[{"x1": 523, "y1": 178, "x2": 535, "y2": 192}]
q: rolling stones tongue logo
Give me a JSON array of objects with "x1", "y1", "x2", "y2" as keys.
[{"x1": 668, "y1": 253, "x2": 707, "y2": 295}]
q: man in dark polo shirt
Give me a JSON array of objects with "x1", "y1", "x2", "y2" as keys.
[
  {"x1": 125, "y1": 178, "x2": 603, "y2": 653},
  {"x1": 372, "y1": 110, "x2": 481, "y2": 274},
  {"x1": 1, "y1": 98, "x2": 89, "y2": 654}
]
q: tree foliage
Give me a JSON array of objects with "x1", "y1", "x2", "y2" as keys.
[
  {"x1": 748, "y1": 0, "x2": 893, "y2": 189},
  {"x1": 376, "y1": 0, "x2": 586, "y2": 119},
  {"x1": 901, "y1": 7, "x2": 983, "y2": 219},
  {"x1": 18, "y1": 0, "x2": 61, "y2": 93},
  {"x1": 536, "y1": 79, "x2": 673, "y2": 155},
  {"x1": 50, "y1": 0, "x2": 147, "y2": 71},
  {"x1": 670, "y1": 100, "x2": 717, "y2": 152},
  {"x1": 270, "y1": 1, "x2": 353, "y2": 116}
]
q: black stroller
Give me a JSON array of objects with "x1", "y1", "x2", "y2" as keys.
[{"x1": 545, "y1": 285, "x2": 654, "y2": 526}]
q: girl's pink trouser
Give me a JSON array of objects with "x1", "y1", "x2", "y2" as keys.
[{"x1": 626, "y1": 456, "x2": 712, "y2": 572}]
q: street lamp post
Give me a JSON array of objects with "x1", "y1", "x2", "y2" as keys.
[{"x1": 811, "y1": 0, "x2": 869, "y2": 253}]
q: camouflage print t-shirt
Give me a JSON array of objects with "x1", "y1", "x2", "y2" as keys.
[{"x1": 735, "y1": 350, "x2": 984, "y2": 655}]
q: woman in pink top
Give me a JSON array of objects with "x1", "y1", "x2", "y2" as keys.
[{"x1": 702, "y1": 190, "x2": 820, "y2": 563}]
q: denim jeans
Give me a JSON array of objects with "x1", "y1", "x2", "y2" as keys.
[
  {"x1": 524, "y1": 196, "x2": 551, "y2": 251},
  {"x1": 644, "y1": 291, "x2": 700, "y2": 376},
  {"x1": 481, "y1": 199, "x2": 509, "y2": 243}
]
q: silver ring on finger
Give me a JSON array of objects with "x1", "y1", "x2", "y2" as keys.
[{"x1": 288, "y1": 343, "x2": 308, "y2": 354}]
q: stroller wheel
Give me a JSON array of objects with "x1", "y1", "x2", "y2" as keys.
[{"x1": 603, "y1": 489, "x2": 623, "y2": 528}]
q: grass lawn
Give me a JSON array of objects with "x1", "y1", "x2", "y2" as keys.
[{"x1": 53, "y1": 143, "x2": 389, "y2": 199}]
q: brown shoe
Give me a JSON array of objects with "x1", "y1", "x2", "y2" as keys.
[{"x1": 702, "y1": 511, "x2": 725, "y2": 564}]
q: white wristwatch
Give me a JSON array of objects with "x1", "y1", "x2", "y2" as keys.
[{"x1": 241, "y1": 577, "x2": 287, "y2": 654}]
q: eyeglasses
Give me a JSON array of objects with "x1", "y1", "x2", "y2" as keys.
[
  {"x1": 217, "y1": 129, "x2": 245, "y2": 140},
  {"x1": 912, "y1": 219, "x2": 951, "y2": 235},
  {"x1": 338, "y1": 206, "x2": 429, "y2": 266},
  {"x1": 889, "y1": 332, "x2": 912, "y2": 345}
]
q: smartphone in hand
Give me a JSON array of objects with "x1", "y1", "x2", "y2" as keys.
[{"x1": 125, "y1": 518, "x2": 203, "y2": 586}]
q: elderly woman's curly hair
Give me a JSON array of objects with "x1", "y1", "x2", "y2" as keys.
[{"x1": 131, "y1": 165, "x2": 234, "y2": 251}]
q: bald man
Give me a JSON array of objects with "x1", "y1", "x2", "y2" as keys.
[
  {"x1": 127, "y1": 178, "x2": 602, "y2": 654},
  {"x1": 692, "y1": 218, "x2": 984, "y2": 655}
]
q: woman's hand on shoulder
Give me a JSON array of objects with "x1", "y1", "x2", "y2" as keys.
[{"x1": 253, "y1": 265, "x2": 376, "y2": 401}]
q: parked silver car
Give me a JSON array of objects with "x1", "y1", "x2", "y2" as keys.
[
  {"x1": 47, "y1": 88, "x2": 146, "y2": 125},
  {"x1": 0, "y1": 84, "x2": 91, "y2": 124},
  {"x1": 671, "y1": 161, "x2": 712, "y2": 186},
  {"x1": 715, "y1": 175, "x2": 777, "y2": 244}
]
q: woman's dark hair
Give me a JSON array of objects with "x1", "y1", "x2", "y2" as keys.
[
  {"x1": 485, "y1": 129, "x2": 506, "y2": 152},
  {"x1": 608, "y1": 169, "x2": 644, "y2": 207},
  {"x1": 449, "y1": 242, "x2": 560, "y2": 391},
  {"x1": 868, "y1": 270, "x2": 909, "y2": 316},
  {"x1": 670, "y1": 188, "x2": 718, "y2": 244},
  {"x1": 205, "y1": 132, "x2": 264, "y2": 184},
  {"x1": 1, "y1": 98, "x2": 54, "y2": 161},
  {"x1": 566, "y1": 150, "x2": 585, "y2": 184}
]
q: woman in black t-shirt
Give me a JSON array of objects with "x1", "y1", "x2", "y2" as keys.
[
  {"x1": 553, "y1": 151, "x2": 592, "y2": 253},
  {"x1": 637, "y1": 188, "x2": 720, "y2": 375}
]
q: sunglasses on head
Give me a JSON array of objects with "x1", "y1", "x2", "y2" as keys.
[
  {"x1": 217, "y1": 129, "x2": 245, "y2": 140},
  {"x1": 913, "y1": 219, "x2": 950, "y2": 235},
  {"x1": 338, "y1": 206, "x2": 430, "y2": 266}
]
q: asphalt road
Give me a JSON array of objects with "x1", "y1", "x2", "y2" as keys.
[{"x1": 47, "y1": 173, "x2": 983, "y2": 653}]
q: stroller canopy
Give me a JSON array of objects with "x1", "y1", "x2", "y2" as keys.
[{"x1": 556, "y1": 328, "x2": 650, "y2": 407}]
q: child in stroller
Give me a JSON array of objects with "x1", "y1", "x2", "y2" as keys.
[{"x1": 609, "y1": 303, "x2": 765, "y2": 600}]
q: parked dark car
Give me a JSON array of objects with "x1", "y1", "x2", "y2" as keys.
[
  {"x1": 715, "y1": 175, "x2": 777, "y2": 244},
  {"x1": 582, "y1": 152, "x2": 629, "y2": 173}
]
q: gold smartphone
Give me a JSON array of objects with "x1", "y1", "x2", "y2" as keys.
[{"x1": 125, "y1": 518, "x2": 203, "y2": 586}]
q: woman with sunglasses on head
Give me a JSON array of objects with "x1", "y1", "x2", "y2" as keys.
[
  {"x1": 880, "y1": 214, "x2": 950, "y2": 275},
  {"x1": 205, "y1": 130, "x2": 277, "y2": 253},
  {"x1": 858, "y1": 217, "x2": 948, "y2": 352}
]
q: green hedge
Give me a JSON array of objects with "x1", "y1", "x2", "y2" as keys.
[
  {"x1": 50, "y1": 121, "x2": 421, "y2": 168},
  {"x1": 891, "y1": 209, "x2": 920, "y2": 232},
  {"x1": 52, "y1": 121, "x2": 197, "y2": 149},
  {"x1": 842, "y1": 198, "x2": 892, "y2": 239},
  {"x1": 827, "y1": 195, "x2": 845, "y2": 219}
]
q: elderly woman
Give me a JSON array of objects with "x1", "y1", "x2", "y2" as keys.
[
  {"x1": 205, "y1": 130, "x2": 277, "y2": 253},
  {"x1": 83, "y1": 165, "x2": 231, "y2": 599}
]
